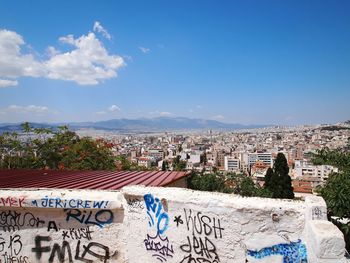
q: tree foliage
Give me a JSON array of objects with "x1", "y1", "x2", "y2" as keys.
[
  {"x1": 227, "y1": 173, "x2": 272, "y2": 197},
  {"x1": 312, "y1": 149, "x2": 350, "y2": 251},
  {"x1": 115, "y1": 155, "x2": 151, "y2": 171},
  {"x1": 0, "y1": 123, "x2": 116, "y2": 170},
  {"x1": 161, "y1": 160, "x2": 169, "y2": 171},
  {"x1": 187, "y1": 172, "x2": 230, "y2": 193},
  {"x1": 312, "y1": 148, "x2": 350, "y2": 172},
  {"x1": 264, "y1": 167, "x2": 273, "y2": 190},
  {"x1": 187, "y1": 172, "x2": 272, "y2": 197},
  {"x1": 172, "y1": 155, "x2": 187, "y2": 171},
  {"x1": 264, "y1": 153, "x2": 294, "y2": 199}
]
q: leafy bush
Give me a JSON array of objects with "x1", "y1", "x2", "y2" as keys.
[{"x1": 313, "y1": 149, "x2": 350, "y2": 251}]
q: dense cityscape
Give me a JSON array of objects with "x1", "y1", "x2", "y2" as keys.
[{"x1": 72, "y1": 121, "x2": 350, "y2": 195}]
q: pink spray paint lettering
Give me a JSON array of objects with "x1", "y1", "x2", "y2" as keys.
[{"x1": 0, "y1": 197, "x2": 25, "y2": 207}]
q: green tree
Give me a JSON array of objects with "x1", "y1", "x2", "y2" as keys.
[
  {"x1": 187, "y1": 172, "x2": 272, "y2": 197},
  {"x1": 161, "y1": 160, "x2": 169, "y2": 171},
  {"x1": 200, "y1": 152, "x2": 207, "y2": 164},
  {"x1": 173, "y1": 155, "x2": 187, "y2": 171},
  {"x1": 264, "y1": 167, "x2": 274, "y2": 190},
  {"x1": 115, "y1": 155, "x2": 152, "y2": 171},
  {"x1": 228, "y1": 173, "x2": 272, "y2": 197},
  {"x1": 187, "y1": 172, "x2": 230, "y2": 193},
  {"x1": 265, "y1": 153, "x2": 294, "y2": 199},
  {"x1": 58, "y1": 138, "x2": 116, "y2": 170},
  {"x1": 312, "y1": 148, "x2": 350, "y2": 171},
  {"x1": 0, "y1": 123, "x2": 117, "y2": 170},
  {"x1": 312, "y1": 149, "x2": 350, "y2": 251},
  {"x1": 21, "y1": 122, "x2": 31, "y2": 133}
]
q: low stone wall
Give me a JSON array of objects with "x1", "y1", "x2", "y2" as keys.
[{"x1": 0, "y1": 186, "x2": 346, "y2": 263}]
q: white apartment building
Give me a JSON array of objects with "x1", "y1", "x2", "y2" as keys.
[
  {"x1": 137, "y1": 157, "x2": 152, "y2": 168},
  {"x1": 293, "y1": 160, "x2": 338, "y2": 183},
  {"x1": 248, "y1": 152, "x2": 273, "y2": 167},
  {"x1": 188, "y1": 153, "x2": 201, "y2": 164},
  {"x1": 224, "y1": 156, "x2": 240, "y2": 172},
  {"x1": 148, "y1": 149, "x2": 164, "y2": 160}
]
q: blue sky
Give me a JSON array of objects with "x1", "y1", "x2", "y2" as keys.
[{"x1": 0, "y1": 0, "x2": 349, "y2": 125}]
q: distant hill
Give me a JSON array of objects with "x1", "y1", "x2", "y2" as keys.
[
  {"x1": 0, "y1": 123, "x2": 58, "y2": 133},
  {"x1": 71, "y1": 117, "x2": 270, "y2": 131},
  {"x1": 0, "y1": 117, "x2": 269, "y2": 134}
]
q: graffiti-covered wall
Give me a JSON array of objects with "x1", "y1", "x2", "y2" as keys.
[{"x1": 0, "y1": 186, "x2": 346, "y2": 263}]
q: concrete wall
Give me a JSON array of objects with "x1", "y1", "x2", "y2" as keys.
[{"x1": 0, "y1": 186, "x2": 347, "y2": 263}]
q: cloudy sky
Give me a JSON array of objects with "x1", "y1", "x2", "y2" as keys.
[{"x1": 0, "y1": 0, "x2": 349, "y2": 125}]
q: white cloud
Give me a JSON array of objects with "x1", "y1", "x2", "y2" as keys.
[
  {"x1": 149, "y1": 110, "x2": 173, "y2": 117},
  {"x1": 93, "y1": 21, "x2": 111, "y2": 40},
  {"x1": 212, "y1": 115, "x2": 225, "y2": 120},
  {"x1": 46, "y1": 32, "x2": 125, "y2": 85},
  {"x1": 160, "y1": 111, "x2": 172, "y2": 116},
  {"x1": 0, "y1": 26, "x2": 125, "y2": 86},
  {"x1": 0, "y1": 105, "x2": 59, "y2": 122},
  {"x1": 59, "y1": 34, "x2": 75, "y2": 45},
  {"x1": 0, "y1": 79, "x2": 18, "y2": 87},
  {"x1": 139, "y1": 46, "x2": 150, "y2": 53},
  {"x1": 46, "y1": 46, "x2": 60, "y2": 57},
  {"x1": 108, "y1": 105, "x2": 120, "y2": 112},
  {"x1": 196, "y1": 105, "x2": 202, "y2": 109},
  {"x1": 123, "y1": 55, "x2": 133, "y2": 62},
  {"x1": 0, "y1": 29, "x2": 46, "y2": 80},
  {"x1": 96, "y1": 105, "x2": 121, "y2": 115},
  {"x1": 7, "y1": 105, "x2": 50, "y2": 114}
]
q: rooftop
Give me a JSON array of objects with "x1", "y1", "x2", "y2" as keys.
[{"x1": 0, "y1": 169, "x2": 188, "y2": 190}]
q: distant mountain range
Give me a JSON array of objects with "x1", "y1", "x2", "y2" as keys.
[{"x1": 0, "y1": 117, "x2": 269, "y2": 133}]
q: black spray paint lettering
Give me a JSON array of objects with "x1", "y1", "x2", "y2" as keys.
[
  {"x1": 180, "y1": 254, "x2": 219, "y2": 263},
  {"x1": 31, "y1": 236, "x2": 51, "y2": 260},
  {"x1": 179, "y1": 209, "x2": 224, "y2": 263},
  {"x1": 0, "y1": 234, "x2": 4, "y2": 253},
  {"x1": 180, "y1": 236, "x2": 219, "y2": 262},
  {"x1": 31, "y1": 236, "x2": 110, "y2": 263},
  {"x1": 0, "y1": 211, "x2": 45, "y2": 232},
  {"x1": 312, "y1": 207, "x2": 323, "y2": 220},
  {"x1": 174, "y1": 215, "x2": 183, "y2": 227},
  {"x1": 144, "y1": 233, "x2": 174, "y2": 262},
  {"x1": 8, "y1": 235, "x2": 22, "y2": 256},
  {"x1": 0, "y1": 234, "x2": 23, "y2": 257},
  {"x1": 1, "y1": 253, "x2": 29, "y2": 263},
  {"x1": 47, "y1": 221, "x2": 59, "y2": 232},
  {"x1": 49, "y1": 241, "x2": 73, "y2": 263},
  {"x1": 126, "y1": 198, "x2": 144, "y2": 212},
  {"x1": 62, "y1": 227, "x2": 94, "y2": 241},
  {"x1": 184, "y1": 209, "x2": 224, "y2": 239},
  {"x1": 75, "y1": 241, "x2": 110, "y2": 263},
  {"x1": 64, "y1": 209, "x2": 113, "y2": 228}
]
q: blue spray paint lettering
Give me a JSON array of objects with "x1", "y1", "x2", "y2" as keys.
[
  {"x1": 31, "y1": 197, "x2": 109, "y2": 209},
  {"x1": 144, "y1": 194, "x2": 169, "y2": 235},
  {"x1": 64, "y1": 209, "x2": 114, "y2": 228},
  {"x1": 247, "y1": 239, "x2": 308, "y2": 263}
]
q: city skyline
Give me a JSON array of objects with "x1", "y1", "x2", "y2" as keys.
[{"x1": 1, "y1": 0, "x2": 350, "y2": 125}]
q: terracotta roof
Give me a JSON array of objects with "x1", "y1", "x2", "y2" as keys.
[
  {"x1": 292, "y1": 179, "x2": 313, "y2": 194},
  {"x1": 0, "y1": 169, "x2": 189, "y2": 190}
]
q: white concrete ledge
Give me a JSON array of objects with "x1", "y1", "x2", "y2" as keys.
[
  {"x1": 305, "y1": 195, "x2": 328, "y2": 221},
  {"x1": 307, "y1": 220, "x2": 345, "y2": 259},
  {"x1": 0, "y1": 186, "x2": 347, "y2": 263},
  {"x1": 0, "y1": 188, "x2": 124, "y2": 209}
]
